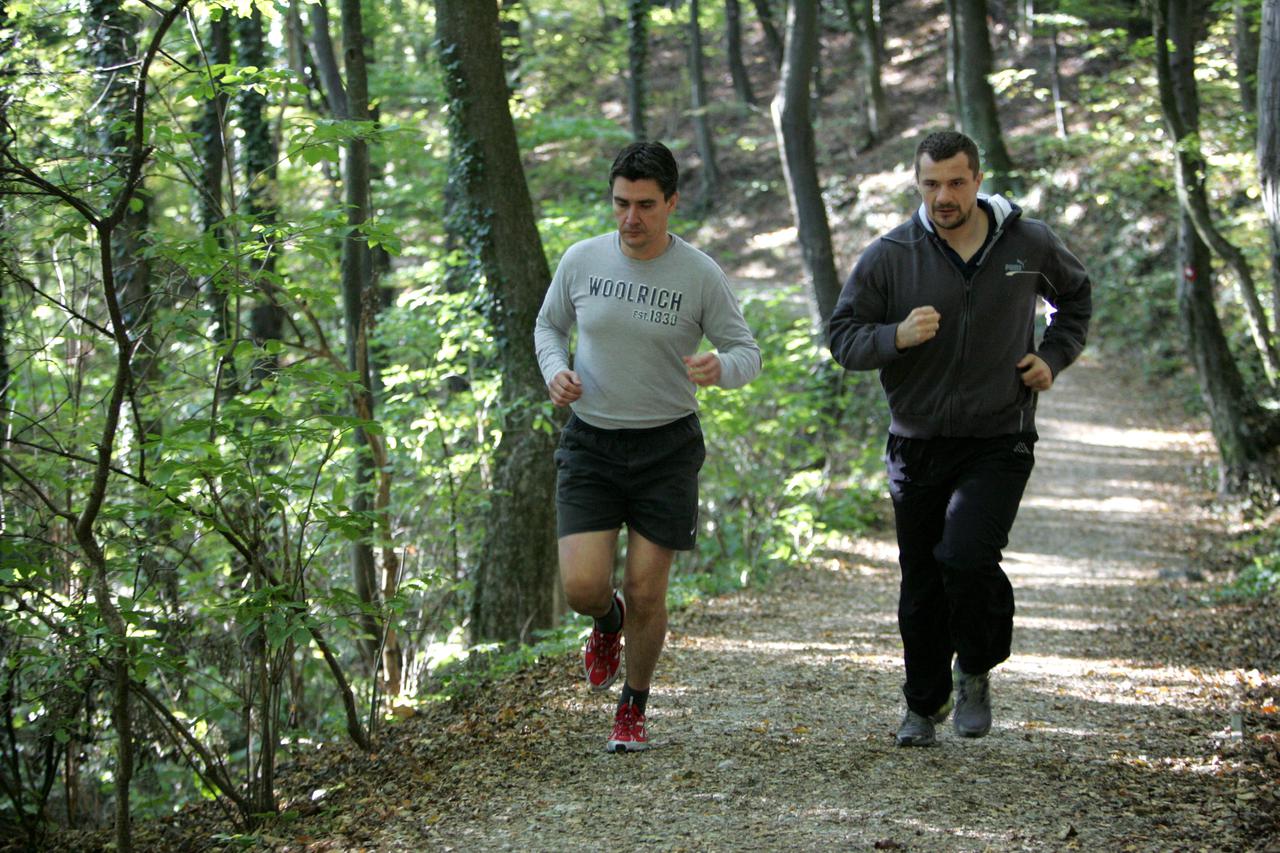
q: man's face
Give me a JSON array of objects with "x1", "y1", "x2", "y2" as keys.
[
  {"x1": 612, "y1": 177, "x2": 677, "y2": 260},
  {"x1": 916, "y1": 152, "x2": 982, "y2": 233}
]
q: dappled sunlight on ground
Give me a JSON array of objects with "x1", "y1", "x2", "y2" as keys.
[
  {"x1": 1038, "y1": 416, "x2": 1213, "y2": 453},
  {"x1": 1020, "y1": 493, "x2": 1176, "y2": 514}
]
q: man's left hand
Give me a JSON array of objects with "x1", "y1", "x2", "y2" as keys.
[
  {"x1": 684, "y1": 352, "x2": 721, "y2": 387},
  {"x1": 1017, "y1": 354, "x2": 1053, "y2": 391}
]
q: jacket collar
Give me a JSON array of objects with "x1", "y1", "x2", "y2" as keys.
[{"x1": 915, "y1": 193, "x2": 1017, "y2": 235}]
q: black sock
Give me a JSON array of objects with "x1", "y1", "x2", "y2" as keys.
[
  {"x1": 594, "y1": 596, "x2": 622, "y2": 634},
  {"x1": 619, "y1": 684, "x2": 649, "y2": 716}
]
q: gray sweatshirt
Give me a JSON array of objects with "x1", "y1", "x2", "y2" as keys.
[{"x1": 534, "y1": 232, "x2": 761, "y2": 429}]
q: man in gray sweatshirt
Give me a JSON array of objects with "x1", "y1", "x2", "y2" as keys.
[
  {"x1": 534, "y1": 141, "x2": 761, "y2": 752},
  {"x1": 827, "y1": 131, "x2": 1091, "y2": 747}
]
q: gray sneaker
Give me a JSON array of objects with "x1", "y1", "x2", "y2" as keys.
[
  {"x1": 953, "y1": 666, "x2": 992, "y2": 738},
  {"x1": 895, "y1": 710, "x2": 938, "y2": 747}
]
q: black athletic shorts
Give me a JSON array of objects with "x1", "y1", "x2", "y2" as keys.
[{"x1": 554, "y1": 412, "x2": 706, "y2": 551}]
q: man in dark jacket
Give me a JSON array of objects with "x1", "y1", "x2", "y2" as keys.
[{"x1": 827, "y1": 131, "x2": 1091, "y2": 747}]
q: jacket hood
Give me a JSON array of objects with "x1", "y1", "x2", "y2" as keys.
[{"x1": 915, "y1": 193, "x2": 1020, "y2": 234}]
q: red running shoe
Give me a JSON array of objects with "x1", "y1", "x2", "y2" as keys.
[
  {"x1": 583, "y1": 591, "x2": 624, "y2": 691},
  {"x1": 606, "y1": 700, "x2": 649, "y2": 753}
]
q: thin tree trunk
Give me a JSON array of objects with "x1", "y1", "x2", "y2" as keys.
[
  {"x1": 690, "y1": 0, "x2": 720, "y2": 208},
  {"x1": 750, "y1": 0, "x2": 785, "y2": 67},
  {"x1": 726, "y1": 0, "x2": 756, "y2": 105},
  {"x1": 334, "y1": 0, "x2": 384, "y2": 677},
  {"x1": 308, "y1": 1, "x2": 350, "y2": 119},
  {"x1": 338, "y1": 0, "x2": 404, "y2": 704},
  {"x1": 1156, "y1": 0, "x2": 1280, "y2": 494},
  {"x1": 307, "y1": 0, "x2": 399, "y2": 693},
  {"x1": 83, "y1": 231, "x2": 137, "y2": 851},
  {"x1": 235, "y1": 8, "x2": 286, "y2": 816},
  {"x1": 197, "y1": 17, "x2": 234, "y2": 382},
  {"x1": 944, "y1": 0, "x2": 963, "y2": 121},
  {"x1": 859, "y1": 0, "x2": 888, "y2": 142},
  {"x1": 501, "y1": 0, "x2": 523, "y2": 93},
  {"x1": 952, "y1": 0, "x2": 1017, "y2": 194},
  {"x1": 843, "y1": 0, "x2": 888, "y2": 145},
  {"x1": 1176, "y1": 214, "x2": 1280, "y2": 494},
  {"x1": 436, "y1": 0, "x2": 559, "y2": 644},
  {"x1": 86, "y1": 4, "x2": 146, "y2": 845},
  {"x1": 1156, "y1": 0, "x2": 1280, "y2": 386},
  {"x1": 1048, "y1": 3, "x2": 1067, "y2": 138},
  {"x1": 1259, "y1": 0, "x2": 1279, "y2": 323},
  {"x1": 0, "y1": 0, "x2": 8, "y2": 541},
  {"x1": 627, "y1": 0, "x2": 649, "y2": 140},
  {"x1": 772, "y1": 0, "x2": 841, "y2": 324},
  {"x1": 1236, "y1": 0, "x2": 1259, "y2": 114}
]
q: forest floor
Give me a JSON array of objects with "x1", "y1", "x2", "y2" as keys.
[{"x1": 113, "y1": 352, "x2": 1280, "y2": 850}]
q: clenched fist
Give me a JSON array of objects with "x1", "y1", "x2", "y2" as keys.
[
  {"x1": 548, "y1": 370, "x2": 583, "y2": 406},
  {"x1": 895, "y1": 305, "x2": 941, "y2": 350},
  {"x1": 684, "y1": 352, "x2": 722, "y2": 387}
]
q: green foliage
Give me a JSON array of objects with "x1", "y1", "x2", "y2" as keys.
[
  {"x1": 690, "y1": 288, "x2": 883, "y2": 589},
  {"x1": 1225, "y1": 556, "x2": 1280, "y2": 599},
  {"x1": 1218, "y1": 522, "x2": 1280, "y2": 600}
]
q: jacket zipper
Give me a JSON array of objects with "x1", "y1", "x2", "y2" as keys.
[{"x1": 939, "y1": 224, "x2": 1005, "y2": 435}]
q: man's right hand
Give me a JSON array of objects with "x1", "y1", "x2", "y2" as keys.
[
  {"x1": 548, "y1": 370, "x2": 583, "y2": 406},
  {"x1": 895, "y1": 305, "x2": 941, "y2": 350}
]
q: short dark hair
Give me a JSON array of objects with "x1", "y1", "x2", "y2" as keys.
[
  {"x1": 608, "y1": 141, "x2": 679, "y2": 199},
  {"x1": 914, "y1": 131, "x2": 981, "y2": 178}
]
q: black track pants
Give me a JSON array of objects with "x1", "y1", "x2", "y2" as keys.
[{"x1": 885, "y1": 432, "x2": 1036, "y2": 717}]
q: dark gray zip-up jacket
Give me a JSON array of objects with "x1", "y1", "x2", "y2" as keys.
[{"x1": 827, "y1": 195, "x2": 1092, "y2": 439}]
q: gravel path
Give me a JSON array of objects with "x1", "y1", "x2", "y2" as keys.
[{"x1": 351, "y1": 355, "x2": 1255, "y2": 852}]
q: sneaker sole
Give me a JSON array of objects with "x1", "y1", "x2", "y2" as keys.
[
  {"x1": 895, "y1": 734, "x2": 938, "y2": 747},
  {"x1": 606, "y1": 739, "x2": 649, "y2": 753},
  {"x1": 585, "y1": 665, "x2": 620, "y2": 692},
  {"x1": 955, "y1": 724, "x2": 991, "y2": 738}
]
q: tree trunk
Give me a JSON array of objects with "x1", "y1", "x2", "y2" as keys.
[
  {"x1": 237, "y1": 11, "x2": 285, "y2": 370},
  {"x1": 198, "y1": 17, "x2": 232, "y2": 351},
  {"x1": 0, "y1": 213, "x2": 7, "y2": 541},
  {"x1": 436, "y1": 0, "x2": 559, "y2": 644},
  {"x1": 500, "y1": 0, "x2": 523, "y2": 92},
  {"x1": 0, "y1": 0, "x2": 8, "y2": 541},
  {"x1": 726, "y1": 0, "x2": 756, "y2": 105},
  {"x1": 772, "y1": 0, "x2": 841, "y2": 324},
  {"x1": 1155, "y1": 0, "x2": 1280, "y2": 386},
  {"x1": 843, "y1": 0, "x2": 888, "y2": 145},
  {"x1": 859, "y1": 0, "x2": 888, "y2": 143},
  {"x1": 952, "y1": 0, "x2": 1017, "y2": 194},
  {"x1": 86, "y1": 4, "x2": 146, "y2": 845},
  {"x1": 1048, "y1": 1, "x2": 1067, "y2": 138},
  {"x1": 1259, "y1": 0, "x2": 1279, "y2": 323},
  {"x1": 689, "y1": 0, "x2": 720, "y2": 207},
  {"x1": 944, "y1": 0, "x2": 962, "y2": 121},
  {"x1": 338, "y1": 0, "x2": 404, "y2": 704},
  {"x1": 235, "y1": 8, "x2": 286, "y2": 816},
  {"x1": 627, "y1": 0, "x2": 649, "y2": 140},
  {"x1": 1017, "y1": 0, "x2": 1035, "y2": 54},
  {"x1": 1236, "y1": 0, "x2": 1260, "y2": 114},
  {"x1": 750, "y1": 0, "x2": 785, "y2": 67},
  {"x1": 1155, "y1": 0, "x2": 1280, "y2": 495},
  {"x1": 1176, "y1": 215, "x2": 1280, "y2": 495}
]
